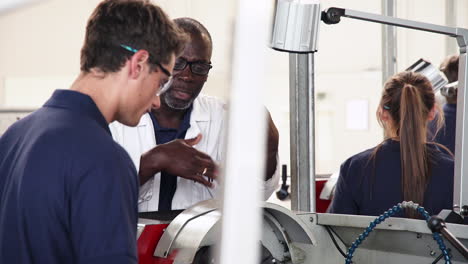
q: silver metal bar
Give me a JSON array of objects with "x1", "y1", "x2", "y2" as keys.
[
  {"x1": 445, "y1": 0, "x2": 458, "y2": 56},
  {"x1": 381, "y1": 0, "x2": 397, "y2": 84},
  {"x1": 344, "y1": 9, "x2": 459, "y2": 37},
  {"x1": 454, "y1": 52, "x2": 468, "y2": 215},
  {"x1": 289, "y1": 53, "x2": 316, "y2": 212}
]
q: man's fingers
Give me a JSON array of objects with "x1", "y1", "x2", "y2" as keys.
[
  {"x1": 193, "y1": 174, "x2": 213, "y2": 188},
  {"x1": 194, "y1": 151, "x2": 214, "y2": 162},
  {"x1": 196, "y1": 158, "x2": 218, "y2": 179},
  {"x1": 204, "y1": 167, "x2": 218, "y2": 183},
  {"x1": 185, "y1": 134, "x2": 202, "y2": 146}
]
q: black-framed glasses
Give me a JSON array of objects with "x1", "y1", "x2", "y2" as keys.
[
  {"x1": 120, "y1": 44, "x2": 172, "y2": 96},
  {"x1": 174, "y1": 58, "x2": 212, "y2": 75}
]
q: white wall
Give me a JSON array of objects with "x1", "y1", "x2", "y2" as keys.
[
  {"x1": 1, "y1": 0, "x2": 468, "y2": 181},
  {"x1": 0, "y1": 0, "x2": 235, "y2": 108},
  {"x1": 0, "y1": 0, "x2": 93, "y2": 107}
]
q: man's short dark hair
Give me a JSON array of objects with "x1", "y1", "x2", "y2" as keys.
[
  {"x1": 174, "y1": 17, "x2": 212, "y2": 56},
  {"x1": 80, "y1": 0, "x2": 186, "y2": 73},
  {"x1": 440, "y1": 55, "x2": 459, "y2": 83}
]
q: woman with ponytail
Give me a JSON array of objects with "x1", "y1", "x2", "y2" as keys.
[{"x1": 329, "y1": 71, "x2": 454, "y2": 218}]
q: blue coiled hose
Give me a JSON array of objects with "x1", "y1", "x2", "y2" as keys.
[{"x1": 344, "y1": 201, "x2": 452, "y2": 264}]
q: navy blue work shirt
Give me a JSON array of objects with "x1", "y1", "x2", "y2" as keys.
[
  {"x1": 434, "y1": 103, "x2": 456, "y2": 154},
  {"x1": 148, "y1": 108, "x2": 192, "y2": 211},
  {"x1": 0, "y1": 90, "x2": 139, "y2": 264},
  {"x1": 329, "y1": 139, "x2": 454, "y2": 218}
]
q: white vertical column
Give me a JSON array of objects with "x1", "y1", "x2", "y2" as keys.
[{"x1": 218, "y1": 0, "x2": 268, "y2": 262}]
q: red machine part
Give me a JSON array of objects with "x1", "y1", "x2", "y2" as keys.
[
  {"x1": 138, "y1": 224, "x2": 174, "y2": 264},
  {"x1": 316, "y1": 178, "x2": 332, "y2": 213}
]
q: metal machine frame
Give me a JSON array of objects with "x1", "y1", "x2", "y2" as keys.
[
  {"x1": 136, "y1": 2, "x2": 468, "y2": 263},
  {"x1": 275, "y1": 3, "x2": 468, "y2": 216},
  {"x1": 269, "y1": 1, "x2": 468, "y2": 262},
  {"x1": 138, "y1": 202, "x2": 468, "y2": 263},
  {"x1": 321, "y1": 5, "x2": 468, "y2": 216}
]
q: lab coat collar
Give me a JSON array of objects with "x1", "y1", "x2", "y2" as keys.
[
  {"x1": 190, "y1": 95, "x2": 210, "y2": 122},
  {"x1": 185, "y1": 96, "x2": 210, "y2": 139},
  {"x1": 136, "y1": 95, "x2": 211, "y2": 139}
]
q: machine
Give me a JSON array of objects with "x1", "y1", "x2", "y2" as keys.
[
  {"x1": 1, "y1": 0, "x2": 466, "y2": 263},
  {"x1": 135, "y1": 1, "x2": 468, "y2": 263},
  {"x1": 136, "y1": 200, "x2": 468, "y2": 263}
]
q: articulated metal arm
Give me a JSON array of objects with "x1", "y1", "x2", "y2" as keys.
[
  {"x1": 322, "y1": 6, "x2": 468, "y2": 217},
  {"x1": 271, "y1": 0, "x2": 468, "y2": 215},
  {"x1": 323, "y1": 7, "x2": 468, "y2": 40}
]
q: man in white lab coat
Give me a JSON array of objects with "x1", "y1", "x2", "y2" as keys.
[{"x1": 110, "y1": 18, "x2": 280, "y2": 212}]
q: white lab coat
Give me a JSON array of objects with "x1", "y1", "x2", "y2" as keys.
[{"x1": 109, "y1": 94, "x2": 280, "y2": 212}]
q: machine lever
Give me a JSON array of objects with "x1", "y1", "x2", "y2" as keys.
[
  {"x1": 427, "y1": 215, "x2": 468, "y2": 260},
  {"x1": 276, "y1": 164, "x2": 289, "y2": 201}
]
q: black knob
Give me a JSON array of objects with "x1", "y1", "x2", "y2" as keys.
[{"x1": 427, "y1": 215, "x2": 446, "y2": 233}]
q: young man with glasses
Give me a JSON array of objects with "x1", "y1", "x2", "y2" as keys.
[
  {"x1": 110, "y1": 17, "x2": 280, "y2": 212},
  {"x1": 0, "y1": 1, "x2": 185, "y2": 263}
]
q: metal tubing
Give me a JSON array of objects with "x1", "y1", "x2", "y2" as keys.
[
  {"x1": 344, "y1": 9, "x2": 459, "y2": 37},
  {"x1": 381, "y1": 0, "x2": 397, "y2": 84},
  {"x1": 289, "y1": 53, "x2": 316, "y2": 212},
  {"x1": 445, "y1": 0, "x2": 458, "y2": 55},
  {"x1": 440, "y1": 227, "x2": 468, "y2": 259},
  {"x1": 454, "y1": 52, "x2": 468, "y2": 215}
]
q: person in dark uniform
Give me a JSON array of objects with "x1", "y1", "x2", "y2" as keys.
[
  {"x1": 329, "y1": 71, "x2": 454, "y2": 218},
  {"x1": 0, "y1": 1, "x2": 186, "y2": 263},
  {"x1": 432, "y1": 55, "x2": 458, "y2": 154}
]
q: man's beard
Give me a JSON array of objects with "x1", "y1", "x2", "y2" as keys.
[{"x1": 163, "y1": 93, "x2": 195, "y2": 110}]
